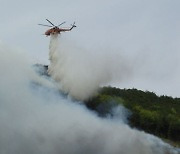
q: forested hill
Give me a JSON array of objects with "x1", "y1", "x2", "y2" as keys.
[
  {"x1": 85, "y1": 87, "x2": 180, "y2": 146},
  {"x1": 38, "y1": 65, "x2": 180, "y2": 146}
]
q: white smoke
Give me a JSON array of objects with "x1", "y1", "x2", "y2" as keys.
[
  {"x1": 0, "y1": 43, "x2": 179, "y2": 154},
  {"x1": 48, "y1": 34, "x2": 130, "y2": 101}
]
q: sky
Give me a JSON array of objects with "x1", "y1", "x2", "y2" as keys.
[{"x1": 0, "y1": 0, "x2": 180, "y2": 97}]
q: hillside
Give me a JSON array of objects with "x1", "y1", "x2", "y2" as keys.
[
  {"x1": 39, "y1": 64, "x2": 180, "y2": 147},
  {"x1": 85, "y1": 87, "x2": 180, "y2": 147}
]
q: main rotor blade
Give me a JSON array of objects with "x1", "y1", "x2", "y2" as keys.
[
  {"x1": 38, "y1": 24, "x2": 53, "y2": 27},
  {"x1": 71, "y1": 22, "x2": 76, "y2": 27},
  {"x1": 46, "y1": 19, "x2": 55, "y2": 26},
  {"x1": 58, "y1": 21, "x2": 66, "y2": 27}
]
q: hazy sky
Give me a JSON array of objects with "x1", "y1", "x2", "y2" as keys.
[{"x1": 0, "y1": 0, "x2": 180, "y2": 97}]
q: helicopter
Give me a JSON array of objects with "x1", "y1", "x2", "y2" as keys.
[{"x1": 38, "y1": 19, "x2": 76, "y2": 36}]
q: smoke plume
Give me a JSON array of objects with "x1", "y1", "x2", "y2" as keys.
[
  {"x1": 0, "y1": 43, "x2": 179, "y2": 154},
  {"x1": 48, "y1": 34, "x2": 130, "y2": 101}
]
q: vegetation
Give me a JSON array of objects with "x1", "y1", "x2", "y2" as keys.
[{"x1": 85, "y1": 87, "x2": 180, "y2": 145}]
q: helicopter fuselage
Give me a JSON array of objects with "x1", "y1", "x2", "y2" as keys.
[
  {"x1": 45, "y1": 27, "x2": 61, "y2": 36},
  {"x1": 45, "y1": 27, "x2": 72, "y2": 36}
]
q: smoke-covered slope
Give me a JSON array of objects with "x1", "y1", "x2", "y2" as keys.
[
  {"x1": 0, "y1": 40, "x2": 179, "y2": 154},
  {"x1": 86, "y1": 87, "x2": 180, "y2": 146}
]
